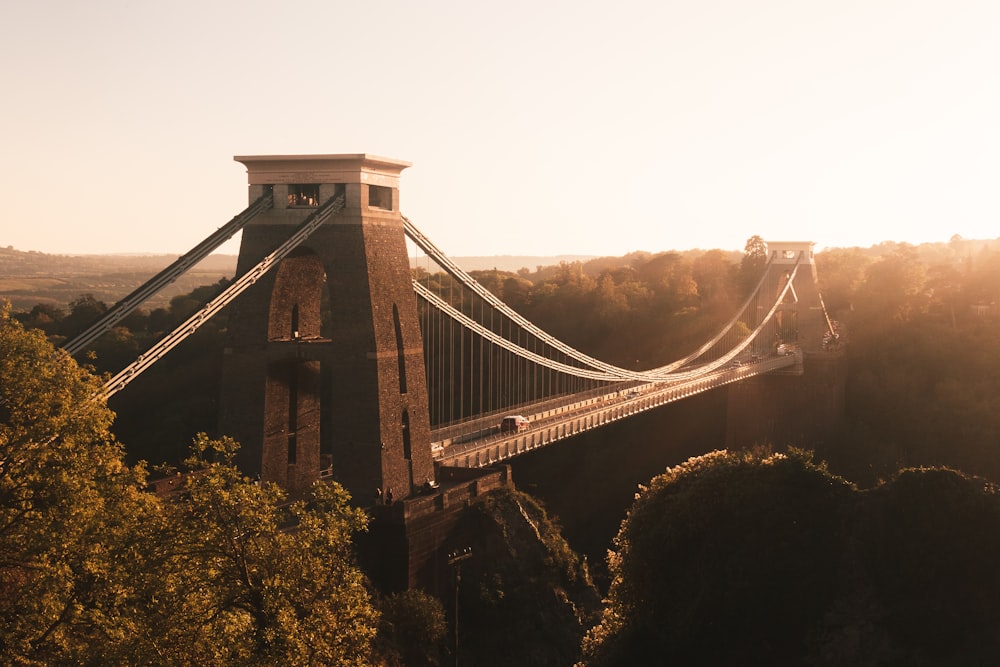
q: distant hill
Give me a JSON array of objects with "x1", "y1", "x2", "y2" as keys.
[
  {"x1": 0, "y1": 247, "x2": 596, "y2": 311},
  {"x1": 0, "y1": 248, "x2": 239, "y2": 312},
  {"x1": 446, "y1": 255, "x2": 597, "y2": 273},
  {"x1": 9, "y1": 237, "x2": 999, "y2": 314}
]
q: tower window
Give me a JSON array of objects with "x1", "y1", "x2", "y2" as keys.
[
  {"x1": 288, "y1": 184, "x2": 320, "y2": 208},
  {"x1": 369, "y1": 184, "x2": 392, "y2": 210},
  {"x1": 402, "y1": 409, "x2": 412, "y2": 460}
]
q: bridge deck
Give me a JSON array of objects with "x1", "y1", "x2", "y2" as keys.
[{"x1": 432, "y1": 353, "x2": 799, "y2": 467}]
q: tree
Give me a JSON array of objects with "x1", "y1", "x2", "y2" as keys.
[
  {"x1": 738, "y1": 235, "x2": 768, "y2": 294},
  {"x1": 59, "y1": 293, "x2": 107, "y2": 341},
  {"x1": 691, "y1": 249, "x2": 737, "y2": 307},
  {"x1": 814, "y1": 246, "x2": 871, "y2": 317},
  {"x1": 853, "y1": 243, "x2": 928, "y2": 333},
  {"x1": 862, "y1": 468, "x2": 1000, "y2": 657},
  {"x1": 0, "y1": 302, "x2": 150, "y2": 663},
  {"x1": 0, "y1": 305, "x2": 380, "y2": 665},
  {"x1": 966, "y1": 248, "x2": 1000, "y2": 306},
  {"x1": 580, "y1": 446, "x2": 1000, "y2": 666},
  {"x1": 88, "y1": 324, "x2": 142, "y2": 373},
  {"x1": 142, "y1": 435, "x2": 379, "y2": 666},
  {"x1": 580, "y1": 448, "x2": 853, "y2": 666},
  {"x1": 17, "y1": 302, "x2": 65, "y2": 336},
  {"x1": 376, "y1": 589, "x2": 448, "y2": 667}
]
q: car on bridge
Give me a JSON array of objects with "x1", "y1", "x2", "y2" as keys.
[{"x1": 500, "y1": 415, "x2": 530, "y2": 434}]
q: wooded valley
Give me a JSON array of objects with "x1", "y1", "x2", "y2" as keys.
[{"x1": 4, "y1": 235, "x2": 1000, "y2": 665}]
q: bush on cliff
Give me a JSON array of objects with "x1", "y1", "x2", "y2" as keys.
[
  {"x1": 580, "y1": 448, "x2": 1000, "y2": 667},
  {"x1": 581, "y1": 448, "x2": 853, "y2": 666}
]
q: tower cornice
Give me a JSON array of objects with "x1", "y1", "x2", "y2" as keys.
[{"x1": 234, "y1": 154, "x2": 411, "y2": 187}]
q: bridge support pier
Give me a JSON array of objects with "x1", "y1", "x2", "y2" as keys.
[
  {"x1": 726, "y1": 242, "x2": 847, "y2": 453},
  {"x1": 725, "y1": 350, "x2": 846, "y2": 452},
  {"x1": 357, "y1": 465, "x2": 513, "y2": 593}
]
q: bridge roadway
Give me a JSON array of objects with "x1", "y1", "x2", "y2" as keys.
[{"x1": 431, "y1": 352, "x2": 800, "y2": 468}]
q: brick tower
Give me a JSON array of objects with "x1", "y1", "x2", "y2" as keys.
[{"x1": 218, "y1": 154, "x2": 435, "y2": 503}]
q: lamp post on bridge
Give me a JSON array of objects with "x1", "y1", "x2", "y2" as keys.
[{"x1": 447, "y1": 546, "x2": 473, "y2": 667}]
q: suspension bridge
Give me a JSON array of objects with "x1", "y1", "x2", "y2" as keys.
[
  {"x1": 66, "y1": 152, "x2": 838, "y2": 491},
  {"x1": 63, "y1": 154, "x2": 843, "y2": 589}
]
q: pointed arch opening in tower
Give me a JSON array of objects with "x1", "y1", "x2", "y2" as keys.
[
  {"x1": 268, "y1": 248, "x2": 327, "y2": 341},
  {"x1": 401, "y1": 408, "x2": 414, "y2": 490},
  {"x1": 402, "y1": 409, "x2": 412, "y2": 460},
  {"x1": 393, "y1": 304, "x2": 408, "y2": 395},
  {"x1": 262, "y1": 249, "x2": 330, "y2": 492}
]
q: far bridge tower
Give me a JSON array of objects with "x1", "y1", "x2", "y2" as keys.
[{"x1": 726, "y1": 241, "x2": 847, "y2": 451}]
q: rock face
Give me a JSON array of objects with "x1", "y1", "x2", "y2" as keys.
[{"x1": 451, "y1": 487, "x2": 602, "y2": 667}]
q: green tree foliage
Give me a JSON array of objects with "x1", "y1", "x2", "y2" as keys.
[
  {"x1": 59, "y1": 293, "x2": 108, "y2": 340},
  {"x1": 376, "y1": 589, "x2": 448, "y2": 667},
  {"x1": 517, "y1": 252, "x2": 732, "y2": 370},
  {"x1": 0, "y1": 309, "x2": 380, "y2": 665},
  {"x1": 0, "y1": 303, "x2": 149, "y2": 663},
  {"x1": 965, "y1": 246, "x2": 1000, "y2": 305},
  {"x1": 691, "y1": 249, "x2": 738, "y2": 308},
  {"x1": 814, "y1": 246, "x2": 871, "y2": 314},
  {"x1": 738, "y1": 234, "x2": 768, "y2": 294},
  {"x1": 862, "y1": 468, "x2": 1000, "y2": 658},
  {"x1": 136, "y1": 435, "x2": 379, "y2": 666},
  {"x1": 14, "y1": 302, "x2": 65, "y2": 337},
  {"x1": 41, "y1": 282, "x2": 233, "y2": 465},
  {"x1": 167, "y1": 278, "x2": 231, "y2": 322},
  {"x1": 816, "y1": 239, "x2": 1000, "y2": 484},
  {"x1": 581, "y1": 450, "x2": 1000, "y2": 666},
  {"x1": 852, "y1": 243, "x2": 928, "y2": 335},
  {"x1": 581, "y1": 448, "x2": 853, "y2": 666},
  {"x1": 88, "y1": 324, "x2": 142, "y2": 372}
]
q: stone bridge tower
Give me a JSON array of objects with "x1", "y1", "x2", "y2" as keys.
[{"x1": 218, "y1": 154, "x2": 435, "y2": 503}]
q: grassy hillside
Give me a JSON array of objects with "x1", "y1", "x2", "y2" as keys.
[
  {"x1": 0, "y1": 247, "x2": 594, "y2": 311},
  {"x1": 0, "y1": 247, "x2": 238, "y2": 311}
]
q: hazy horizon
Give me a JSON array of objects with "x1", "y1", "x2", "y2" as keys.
[{"x1": 7, "y1": 232, "x2": 998, "y2": 262}]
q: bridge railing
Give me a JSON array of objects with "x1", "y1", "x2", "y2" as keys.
[{"x1": 433, "y1": 353, "x2": 798, "y2": 466}]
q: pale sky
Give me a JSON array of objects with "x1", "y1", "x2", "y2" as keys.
[{"x1": 2, "y1": 0, "x2": 998, "y2": 259}]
